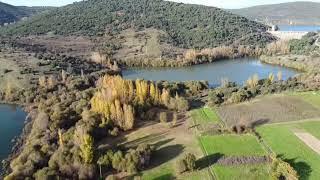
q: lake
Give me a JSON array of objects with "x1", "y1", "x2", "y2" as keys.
[
  {"x1": 0, "y1": 104, "x2": 26, "y2": 162},
  {"x1": 278, "y1": 25, "x2": 320, "y2": 32},
  {"x1": 123, "y1": 58, "x2": 299, "y2": 86}
]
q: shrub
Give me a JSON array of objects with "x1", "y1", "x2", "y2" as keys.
[
  {"x1": 184, "y1": 153, "x2": 196, "y2": 171},
  {"x1": 176, "y1": 153, "x2": 197, "y2": 174},
  {"x1": 271, "y1": 156, "x2": 298, "y2": 180},
  {"x1": 176, "y1": 159, "x2": 187, "y2": 174},
  {"x1": 159, "y1": 112, "x2": 168, "y2": 124}
]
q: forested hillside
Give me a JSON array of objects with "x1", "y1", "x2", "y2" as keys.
[
  {"x1": 0, "y1": 2, "x2": 52, "y2": 26},
  {"x1": 230, "y1": 1, "x2": 320, "y2": 25},
  {"x1": 1, "y1": 0, "x2": 271, "y2": 48}
]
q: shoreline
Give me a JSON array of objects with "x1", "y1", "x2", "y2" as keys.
[{"x1": 0, "y1": 104, "x2": 33, "y2": 178}]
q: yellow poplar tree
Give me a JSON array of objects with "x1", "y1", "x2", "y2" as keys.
[
  {"x1": 123, "y1": 104, "x2": 135, "y2": 130},
  {"x1": 161, "y1": 88, "x2": 170, "y2": 106},
  {"x1": 80, "y1": 134, "x2": 94, "y2": 164}
]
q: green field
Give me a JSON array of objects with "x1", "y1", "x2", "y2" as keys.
[
  {"x1": 191, "y1": 107, "x2": 223, "y2": 133},
  {"x1": 199, "y1": 134, "x2": 269, "y2": 180},
  {"x1": 257, "y1": 121, "x2": 320, "y2": 180},
  {"x1": 191, "y1": 107, "x2": 220, "y2": 123},
  {"x1": 199, "y1": 134, "x2": 266, "y2": 156},
  {"x1": 300, "y1": 121, "x2": 320, "y2": 139},
  {"x1": 214, "y1": 164, "x2": 271, "y2": 180}
]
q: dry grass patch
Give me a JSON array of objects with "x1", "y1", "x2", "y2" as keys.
[{"x1": 218, "y1": 94, "x2": 320, "y2": 127}]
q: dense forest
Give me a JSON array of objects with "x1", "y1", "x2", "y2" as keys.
[
  {"x1": 0, "y1": 0, "x2": 272, "y2": 48},
  {"x1": 0, "y1": 2, "x2": 52, "y2": 26}
]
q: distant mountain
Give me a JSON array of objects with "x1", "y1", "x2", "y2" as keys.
[
  {"x1": 229, "y1": 1, "x2": 320, "y2": 25},
  {"x1": 0, "y1": 2, "x2": 53, "y2": 26},
  {"x1": 0, "y1": 0, "x2": 273, "y2": 48}
]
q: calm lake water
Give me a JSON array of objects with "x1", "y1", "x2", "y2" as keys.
[
  {"x1": 278, "y1": 25, "x2": 320, "y2": 32},
  {"x1": 123, "y1": 58, "x2": 299, "y2": 86},
  {"x1": 0, "y1": 104, "x2": 26, "y2": 162}
]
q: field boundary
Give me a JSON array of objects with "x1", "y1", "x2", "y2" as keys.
[
  {"x1": 261, "y1": 118, "x2": 320, "y2": 126},
  {"x1": 198, "y1": 137, "x2": 217, "y2": 180},
  {"x1": 294, "y1": 132, "x2": 320, "y2": 155},
  {"x1": 189, "y1": 111, "x2": 216, "y2": 180}
]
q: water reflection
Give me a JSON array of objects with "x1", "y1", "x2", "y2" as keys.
[{"x1": 123, "y1": 58, "x2": 299, "y2": 86}]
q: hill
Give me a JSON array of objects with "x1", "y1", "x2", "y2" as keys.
[
  {"x1": 229, "y1": 1, "x2": 320, "y2": 25},
  {"x1": 0, "y1": 2, "x2": 52, "y2": 26},
  {"x1": 0, "y1": 0, "x2": 272, "y2": 49}
]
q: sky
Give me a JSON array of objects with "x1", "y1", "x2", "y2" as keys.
[{"x1": 1, "y1": 0, "x2": 320, "y2": 9}]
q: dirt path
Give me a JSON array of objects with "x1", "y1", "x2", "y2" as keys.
[{"x1": 294, "y1": 132, "x2": 320, "y2": 155}]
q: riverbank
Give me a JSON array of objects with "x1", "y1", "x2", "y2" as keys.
[
  {"x1": 260, "y1": 54, "x2": 320, "y2": 72},
  {"x1": 0, "y1": 104, "x2": 32, "y2": 178}
]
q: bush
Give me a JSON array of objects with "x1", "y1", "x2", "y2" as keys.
[
  {"x1": 176, "y1": 153, "x2": 197, "y2": 174},
  {"x1": 159, "y1": 112, "x2": 168, "y2": 124},
  {"x1": 271, "y1": 156, "x2": 299, "y2": 180},
  {"x1": 176, "y1": 159, "x2": 187, "y2": 174},
  {"x1": 184, "y1": 153, "x2": 196, "y2": 171}
]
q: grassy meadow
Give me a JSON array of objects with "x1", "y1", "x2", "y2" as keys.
[
  {"x1": 199, "y1": 135, "x2": 266, "y2": 156},
  {"x1": 257, "y1": 121, "x2": 320, "y2": 180}
]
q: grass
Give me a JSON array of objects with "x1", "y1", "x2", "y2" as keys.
[
  {"x1": 257, "y1": 122, "x2": 320, "y2": 180},
  {"x1": 199, "y1": 134, "x2": 266, "y2": 156},
  {"x1": 218, "y1": 94, "x2": 320, "y2": 126},
  {"x1": 141, "y1": 162, "x2": 212, "y2": 180},
  {"x1": 290, "y1": 91, "x2": 320, "y2": 109},
  {"x1": 190, "y1": 107, "x2": 223, "y2": 133},
  {"x1": 142, "y1": 163, "x2": 175, "y2": 180},
  {"x1": 191, "y1": 107, "x2": 220, "y2": 123},
  {"x1": 198, "y1": 134, "x2": 269, "y2": 180},
  {"x1": 213, "y1": 164, "x2": 271, "y2": 180},
  {"x1": 300, "y1": 121, "x2": 320, "y2": 139}
]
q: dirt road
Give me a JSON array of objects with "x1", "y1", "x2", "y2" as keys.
[{"x1": 295, "y1": 132, "x2": 320, "y2": 155}]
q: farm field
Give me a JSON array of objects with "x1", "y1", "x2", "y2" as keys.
[
  {"x1": 213, "y1": 164, "x2": 271, "y2": 180},
  {"x1": 199, "y1": 135, "x2": 270, "y2": 180},
  {"x1": 190, "y1": 107, "x2": 273, "y2": 180},
  {"x1": 190, "y1": 107, "x2": 223, "y2": 133},
  {"x1": 257, "y1": 120, "x2": 320, "y2": 180},
  {"x1": 289, "y1": 91, "x2": 320, "y2": 109},
  {"x1": 195, "y1": 93, "x2": 320, "y2": 180},
  {"x1": 199, "y1": 134, "x2": 266, "y2": 156},
  {"x1": 218, "y1": 94, "x2": 320, "y2": 127}
]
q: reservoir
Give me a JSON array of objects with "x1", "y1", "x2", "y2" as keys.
[
  {"x1": 278, "y1": 25, "x2": 320, "y2": 32},
  {"x1": 123, "y1": 58, "x2": 299, "y2": 86},
  {"x1": 0, "y1": 104, "x2": 26, "y2": 162}
]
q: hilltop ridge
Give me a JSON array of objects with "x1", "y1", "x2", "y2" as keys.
[
  {"x1": 0, "y1": 0, "x2": 272, "y2": 48},
  {"x1": 0, "y1": 2, "x2": 52, "y2": 26},
  {"x1": 230, "y1": 1, "x2": 320, "y2": 25}
]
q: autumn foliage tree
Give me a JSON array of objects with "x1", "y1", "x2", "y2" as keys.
[
  {"x1": 80, "y1": 134, "x2": 94, "y2": 164},
  {"x1": 91, "y1": 76, "x2": 172, "y2": 131}
]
